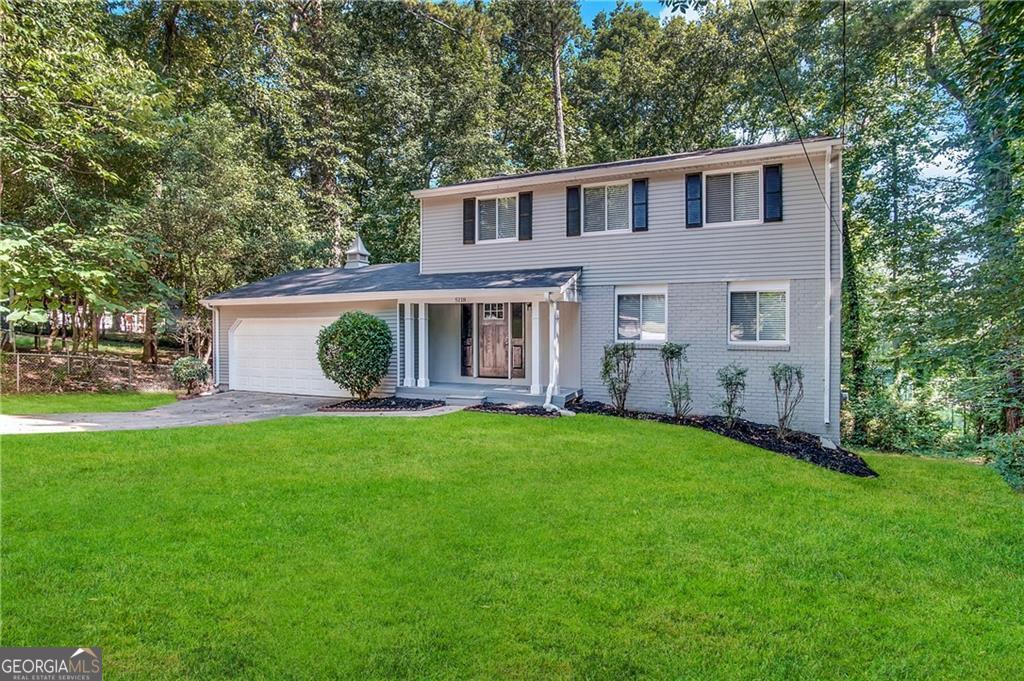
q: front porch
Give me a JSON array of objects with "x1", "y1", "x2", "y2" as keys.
[{"x1": 395, "y1": 288, "x2": 581, "y2": 408}]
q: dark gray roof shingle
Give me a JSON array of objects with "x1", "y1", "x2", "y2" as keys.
[{"x1": 206, "y1": 263, "x2": 581, "y2": 301}]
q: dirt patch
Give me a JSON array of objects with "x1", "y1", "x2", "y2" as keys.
[
  {"x1": 319, "y1": 397, "x2": 444, "y2": 412},
  {"x1": 567, "y1": 400, "x2": 877, "y2": 478},
  {"x1": 465, "y1": 403, "x2": 559, "y2": 417}
]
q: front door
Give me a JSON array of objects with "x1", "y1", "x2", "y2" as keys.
[{"x1": 478, "y1": 303, "x2": 509, "y2": 378}]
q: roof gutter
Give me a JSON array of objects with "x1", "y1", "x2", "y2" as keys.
[
  {"x1": 411, "y1": 138, "x2": 839, "y2": 200},
  {"x1": 200, "y1": 286, "x2": 574, "y2": 308}
]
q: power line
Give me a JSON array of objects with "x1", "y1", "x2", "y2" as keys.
[
  {"x1": 842, "y1": 0, "x2": 847, "y2": 139},
  {"x1": 748, "y1": 0, "x2": 842, "y2": 236}
]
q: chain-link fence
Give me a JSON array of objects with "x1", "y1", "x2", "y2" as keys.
[{"x1": 1, "y1": 352, "x2": 173, "y2": 393}]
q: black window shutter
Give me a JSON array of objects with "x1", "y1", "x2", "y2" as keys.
[
  {"x1": 685, "y1": 173, "x2": 702, "y2": 228},
  {"x1": 518, "y1": 191, "x2": 533, "y2": 240},
  {"x1": 632, "y1": 179, "x2": 648, "y2": 231},
  {"x1": 462, "y1": 198, "x2": 476, "y2": 244},
  {"x1": 566, "y1": 186, "x2": 581, "y2": 236},
  {"x1": 764, "y1": 164, "x2": 783, "y2": 222}
]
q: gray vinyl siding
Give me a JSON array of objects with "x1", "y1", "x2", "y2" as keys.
[
  {"x1": 580, "y1": 280, "x2": 840, "y2": 440},
  {"x1": 420, "y1": 152, "x2": 842, "y2": 285},
  {"x1": 215, "y1": 300, "x2": 398, "y2": 394}
]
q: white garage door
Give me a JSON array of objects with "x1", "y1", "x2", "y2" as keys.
[{"x1": 229, "y1": 318, "x2": 347, "y2": 397}]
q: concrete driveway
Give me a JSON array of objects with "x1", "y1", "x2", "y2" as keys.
[{"x1": 1, "y1": 391, "x2": 335, "y2": 435}]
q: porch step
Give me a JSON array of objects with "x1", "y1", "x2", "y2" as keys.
[
  {"x1": 444, "y1": 395, "x2": 485, "y2": 407},
  {"x1": 396, "y1": 384, "x2": 581, "y2": 408}
]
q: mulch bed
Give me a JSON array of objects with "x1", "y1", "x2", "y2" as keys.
[
  {"x1": 567, "y1": 400, "x2": 877, "y2": 478},
  {"x1": 465, "y1": 403, "x2": 560, "y2": 417},
  {"x1": 319, "y1": 397, "x2": 444, "y2": 412}
]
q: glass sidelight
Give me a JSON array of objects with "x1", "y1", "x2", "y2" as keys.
[{"x1": 510, "y1": 303, "x2": 525, "y2": 378}]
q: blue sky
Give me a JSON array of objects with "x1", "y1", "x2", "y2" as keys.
[{"x1": 579, "y1": 1, "x2": 668, "y2": 26}]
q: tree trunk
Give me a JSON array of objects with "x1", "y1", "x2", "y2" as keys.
[
  {"x1": 70, "y1": 296, "x2": 81, "y2": 354},
  {"x1": 1006, "y1": 367, "x2": 1022, "y2": 433},
  {"x1": 47, "y1": 311, "x2": 57, "y2": 352},
  {"x1": 551, "y1": 41, "x2": 567, "y2": 167},
  {"x1": 142, "y1": 308, "x2": 158, "y2": 364}
]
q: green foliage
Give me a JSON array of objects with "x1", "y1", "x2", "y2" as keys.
[
  {"x1": 660, "y1": 342, "x2": 691, "y2": 418},
  {"x1": 847, "y1": 387, "x2": 942, "y2": 453},
  {"x1": 716, "y1": 363, "x2": 748, "y2": 428},
  {"x1": 984, "y1": 433, "x2": 1024, "y2": 492},
  {"x1": 171, "y1": 356, "x2": 209, "y2": 395},
  {"x1": 600, "y1": 342, "x2": 637, "y2": 413},
  {"x1": 316, "y1": 312, "x2": 394, "y2": 400},
  {"x1": 770, "y1": 363, "x2": 805, "y2": 439}
]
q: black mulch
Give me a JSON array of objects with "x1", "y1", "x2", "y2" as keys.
[
  {"x1": 567, "y1": 400, "x2": 877, "y2": 478},
  {"x1": 319, "y1": 397, "x2": 444, "y2": 412},
  {"x1": 465, "y1": 403, "x2": 560, "y2": 417}
]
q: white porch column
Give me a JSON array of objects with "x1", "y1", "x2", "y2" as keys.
[
  {"x1": 545, "y1": 299, "x2": 560, "y2": 403},
  {"x1": 402, "y1": 303, "x2": 415, "y2": 388},
  {"x1": 530, "y1": 302, "x2": 542, "y2": 395},
  {"x1": 417, "y1": 303, "x2": 429, "y2": 388}
]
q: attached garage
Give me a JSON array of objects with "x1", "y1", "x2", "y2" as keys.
[
  {"x1": 212, "y1": 299, "x2": 400, "y2": 397},
  {"x1": 228, "y1": 318, "x2": 344, "y2": 397}
]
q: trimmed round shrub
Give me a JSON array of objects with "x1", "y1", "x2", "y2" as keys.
[
  {"x1": 171, "y1": 356, "x2": 210, "y2": 394},
  {"x1": 317, "y1": 311, "x2": 394, "y2": 400}
]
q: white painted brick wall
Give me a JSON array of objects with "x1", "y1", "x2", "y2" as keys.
[{"x1": 580, "y1": 279, "x2": 841, "y2": 440}]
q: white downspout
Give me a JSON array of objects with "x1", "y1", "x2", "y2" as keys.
[
  {"x1": 823, "y1": 144, "x2": 833, "y2": 426},
  {"x1": 212, "y1": 305, "x2": 220, "y2": 388}
]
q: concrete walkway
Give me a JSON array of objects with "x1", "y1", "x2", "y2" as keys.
[{"x1": 1, "y1": 391, "x2": 459, "y2": 436}]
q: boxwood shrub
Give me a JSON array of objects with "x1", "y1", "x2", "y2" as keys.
[
  {"x1": 317, "y1": 311, "x2": 394, "y2": 400},
  {"x1": 171, "y1": 356, "x2": 210, "y2": 394}
]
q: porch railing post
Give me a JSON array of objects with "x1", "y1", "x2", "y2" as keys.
[
  {"x1": 545, "y1": 299, "x2": 560, "y2": 405},
  {"x1": 530, "y1": 301, "x2": 542, "y2": 395},
  {"x1": 402, "y1": 303, "x2": 415, "y2": 388},
  {"x1": 417, "y1": 303, "x2": 429, "y2": 388}
]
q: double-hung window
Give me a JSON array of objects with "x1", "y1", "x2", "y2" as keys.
[
  {"x1": 477, "y1": 195, "x2": 518, "y2": 241},
  {"x1": 705, "y1": 168, "x2": 761, "y2": 225},
  {"x1": 616, "y1": 286, "x2": 667, "y2": 342},
  {"x1": 728, "y1": 282, "x2": 788, "y2": 344},
  {"x1": 583, "y1": 182, "x2": 630, "y2": 233}
]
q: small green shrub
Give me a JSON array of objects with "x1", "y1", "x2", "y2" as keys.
[
  {"x1": 983, "y1": 433, "x2": 1024, "y2": 491},
  {"x1": 317, "y1": 311, "x2": 394, "y2": 400},
  {"x1": 601, "y1": 342, "x2": 637, "y2": 413},
  {"x1": 717, "y1": 363, "x2": 748, "y2": 428},
  {"x1": 770, "y1": 363, "x2": 805, "y2": 439},
  {"x1": 171, "y1": 356, "x2": 210, "y2": 394},
  {"x1": 660, "y1": 342, "x2": 691, "y2": 417}
]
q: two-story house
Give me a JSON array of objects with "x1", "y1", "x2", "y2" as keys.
[{"x1": 204, "y1": 136, "x2": 842, "y2": 440}]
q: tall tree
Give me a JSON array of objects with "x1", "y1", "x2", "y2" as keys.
[{"x1": 492, "y1": 0, "x2": 584, "y2": 167}]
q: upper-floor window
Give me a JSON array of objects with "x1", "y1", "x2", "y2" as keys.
[
  {"x1": 616, "y1": 286, "x2": 667, "y2": 342},
  {"x1": 706, "y1": 168, "x2": 761, "y2": 225},
  {"x1": 583, "y1": 182, "x2": 630, "y2": 233},
  {"x1": 728, "y1": 281, "x2": 788, "y2": 344},
  {"x1": 478, "y1": 195, "x2": 517, "y2": 241}
]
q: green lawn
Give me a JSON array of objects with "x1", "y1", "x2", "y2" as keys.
[
  {"x1": 0, "y1": 391, "x2": 177, "y2": 414},
  {"x1": 3, "y1": 413, "x2": 1022, "y2": 679}
]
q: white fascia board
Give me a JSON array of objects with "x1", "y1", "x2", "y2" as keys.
[
  {"x1": 411, "y1": 139, "x2": 839, "y2": 200},
  {"x1": 202, "y1": 286, "x2": 571, "y2": 307}
]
